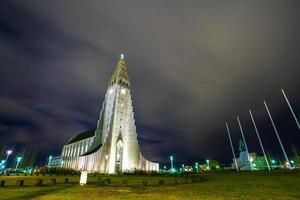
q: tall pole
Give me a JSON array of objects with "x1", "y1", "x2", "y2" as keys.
[
  {"x1": 249, "y1": 110, "x2": 271, "y2": 171},
  {"x1": 226, "y1": 122, "x2": 239, "y2": 172},
  {"x1": 264, "y1": 100, "x2": 291, "y2": 170},
  {"x1": 237, "y1": 116, "x2": 253, "y2": 171},
  {"x1": 281, "y1": 89, "x2": 300, "y2": 131}
]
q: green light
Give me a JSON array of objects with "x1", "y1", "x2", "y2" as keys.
[
  {"x1": 252, "y1": 163, "x2": 257, "y2": 167},
  {"x1": 271, "y1": 159, "x2": 276, "y2": 164},
  {"x1": 290, "y1": 160, "x2": 295, "y2": 164},
  {"x1": 206, "y1": 159, "x2": 209, "y2": 164},
  {"x1": 216, "y1": 165, "x2": 220, "y2": 169}
]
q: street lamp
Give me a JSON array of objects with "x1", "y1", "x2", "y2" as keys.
[
  {"x1": 5, "y1": 150, "x2": 13, "y2": 161},
  {"x1": 48, "y1": 155, "x2": 52, "y2": 167},
  {"x1": 195, "y1": 162, "x2": 199, "y2": 172},
  {"x1": 15, "y1": 157, "x2": 22, "y2": 171},
  {"x1": 206, "y1": 159, "x2": 210, "y2": 170},
  {"x1": 290, "y1": 160, "x2": 295, "y2": 165},
  {"x1": 2, "y1": 150, "x2": 13, "y2": 171},
  {"x1": 271, "y1": 159, "x2": 276, "y2": 165},
  {"x1": 170, "y1": 156, "x2": 174, "y2": 173}
]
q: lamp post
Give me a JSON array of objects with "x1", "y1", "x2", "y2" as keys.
[
  {"x1": 3, "y1": 150, "x2": 13, "y2": 171},
  {"x1": 170, "y1": 156, "x2": 174, "y2": 173},
  {"x1": 206, "y1": 159, "x2": 210, "y2": 170},
  {"x1": 48, "y1": 156, "x2": 52, "y2": 167},
  {"x1": 15, "y1": 157, "x2": 22, "y2": 171},
  {"x1": 5, "y1": 150, "x2": 13, "y2": 163}
]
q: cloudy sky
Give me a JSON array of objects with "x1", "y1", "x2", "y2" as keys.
[{"x1": 1, "y1": 0, "x2": 300, "y2": 166}]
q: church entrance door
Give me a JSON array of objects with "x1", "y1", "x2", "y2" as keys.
[{"x1": 115, "y1": 140, "x2": 123, "y2": 173}]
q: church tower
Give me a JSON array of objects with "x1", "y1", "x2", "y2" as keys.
[{"x1": 61, "y1": 55, "x2": 159, "y2": 173}]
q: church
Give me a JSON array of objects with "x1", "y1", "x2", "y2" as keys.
[{"x1": 60, "y1": 55, "x2": 159, "y2": 173}]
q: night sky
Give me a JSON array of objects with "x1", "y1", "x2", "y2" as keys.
[{"x1": 1, "y1": 1, "x2": 300, "y2": 166}]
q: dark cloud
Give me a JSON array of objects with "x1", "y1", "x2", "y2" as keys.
[{"x1": 0, "y1": 0, "x2": 300, "y2": 165}]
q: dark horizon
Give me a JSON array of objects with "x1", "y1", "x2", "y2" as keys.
[{"x1": 1, "y1": 0, "x2": 300, "y2": 167}]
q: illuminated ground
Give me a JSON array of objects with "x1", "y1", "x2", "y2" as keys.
[{"x1": 0, "y1": 170, "x2": 299, "y2": 200}]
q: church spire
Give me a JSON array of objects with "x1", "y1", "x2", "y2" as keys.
[{"x1": 108, "y1": 54, "x2": 130, "y2": 88}]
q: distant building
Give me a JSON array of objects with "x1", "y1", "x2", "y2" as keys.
[
  {"x1": 47, "y1": 156, "x2": 62, "y2": 168},
  {"x1": 60, "y1": 55, "x2": 159, "y2": 173}
]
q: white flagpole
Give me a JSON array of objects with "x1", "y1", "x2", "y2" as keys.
[
  {"x1": 249, "y1": 110, "x2": 271, "y2": 171},
  {"x1": 237, "y1": 116, "x2": 253, "y2": 171},
  {"x1": 281, "y1": 89, "x2": 300, "y2": 131},
  {"x1": 226, "y1": 122, "x2": 239, "y2": 172},
  {"x1": 263, "y1": 100, "x2": 292, "y2": 170}
]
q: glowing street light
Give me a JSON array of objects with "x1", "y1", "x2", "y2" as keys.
[
  {"x1": 48, "y1": 155, "x2": 52, "y2": 167},
  {"x1": 290, "y1": 160, "x2": 295, "y2": 165},
  {"x1": 206, "y1": 159, "x2": 210, "y2": 170},
  {"x1": 170, "y1": 155, "x2": 174, "y2": 173},
  {"x1": 195, "y1": 162, "x2": 199, "y2": 172},
  {"x1": 6, "y1": 150, "x2": 13, "y2": 161},
  {"x1": 271, "y1": 159, "x2": 276, "y2": 164},
  {"x1": 3, "y1": 150, "x2": 13, "y2": 170},
  {"x1": 15, "y1": 157, "x2": 22, "y2": 171}
]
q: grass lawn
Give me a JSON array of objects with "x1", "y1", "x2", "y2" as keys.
[{"x1": 0, "y1": 170, "x2": 299, "y2": 200}]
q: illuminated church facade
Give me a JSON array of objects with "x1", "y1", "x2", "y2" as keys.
[{"x1": 60, "y1": 55, "x2": 159, "y2": 173}]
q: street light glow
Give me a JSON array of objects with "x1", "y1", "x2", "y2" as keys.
[
  {"x1": 271, "y1": 159, "x2": 276, "y2": 164},
  {"x1": 6, "y1": 150, "x2": 13, "y2": 155},
  {"x1": 290, "y1": 160, "x2": 295, "y2": 164},
  {"x1": 17, "y1": 157, "x2": 22, "y2": 162}
]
